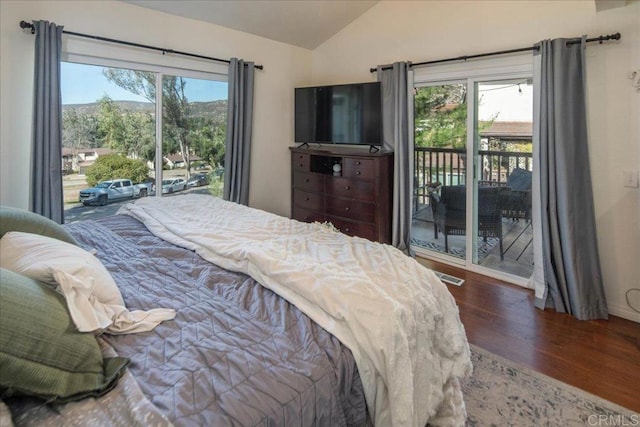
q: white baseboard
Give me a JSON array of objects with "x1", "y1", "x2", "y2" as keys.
[{"x1": 608, "y1": 304, "x2": 640, "y2": 323}]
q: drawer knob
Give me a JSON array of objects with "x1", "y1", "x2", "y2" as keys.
[
  {"x1": 305, "y1": 197, "x2": 310, "y2": 201},
  {"x1": 345, "y1": 186, "x2": 351, "y2": 190},
  {"x1": 356, "y1": 171, "x2": 361, "y2": 175},
  {"x1": 345, "y1": 228, "x2": 350, "y2": 232},
  {"x1": 356, "y1": 161, "x2": 361, "y2": 165},
  {"x1": 305, "y1": 179, "x2": 310, "y2": 183},
  {"x1": 299, "y1": 163, "x2": 304, "y2": 168},
  {"x1": 344, "y1": 207, "x2": 350, "y2": 211}
]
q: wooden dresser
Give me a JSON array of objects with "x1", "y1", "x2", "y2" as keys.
[{"x1": 290, "y1": 146, "x2": 393, "y2": 243}]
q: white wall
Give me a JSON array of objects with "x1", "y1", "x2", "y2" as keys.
[
  {"x1": 312, "y1": 0, "x2": 640, "y2": 322},
  {"x1": 0, "y1": 0, "x2": 311, "y2": 216}
]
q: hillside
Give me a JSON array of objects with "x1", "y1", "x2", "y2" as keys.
[{"x1": 62, "y1": 99, "x2": 227, "y2": 118}]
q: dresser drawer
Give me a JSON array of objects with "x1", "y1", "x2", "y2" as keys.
[
  {"x1": 293, "y1": 172, "x2": 323, "y2": 192},
  {"x1": 292, "y1": 153, "x2": 310, "y2": 172},
  {"x1": 293, "y1": 189, "x2": 323, "y2": 211},
  {"x1": 292, "y1": 206, "x2": 324, "y2": 224},
  {"x1": 342, "y1": 158, "x2": 375, "y2": 180},
  {"x1": 325, "y1": 177, "x2": 374, "y2": 201},
  {"x1": 326, "y1": 216, "x2": 376, "y2": 240},
  {"x1": 325, "y1": 196, "x2": 375, "y2": 223}
]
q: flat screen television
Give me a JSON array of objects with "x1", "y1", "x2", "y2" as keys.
[{"x1": 295, "y1": 82, "x2": 383, "y2": 147}]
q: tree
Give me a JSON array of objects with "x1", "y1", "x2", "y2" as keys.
[
  {"x1": 414, "y1": 85, "x2": 496, "y2": 149},
  {"x1": 85, "y1": 154, "x2": 149, "y2": 187},
  {"x1": 414, "y1": 85, "x2": 468, "y2": 149},
  {"x1": 96, "y1": 96, "x2": 127, "y2": 150},
  {"x1": 190, "y1": 118, "x2": 227, "y2": 167},
  {"x1": 96, "y1": 96, "x2": 155, "y2": 161},
  {"x1": 62, "y1": 108, "x2": 99, "y2": 149},
  {"x1": 103, "y1": 69, "x2": 196, "y2": 178}
]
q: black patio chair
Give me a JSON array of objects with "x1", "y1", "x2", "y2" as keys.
[
  {"x1": 431, "y1": 185, "x2": 509, "y2": 260},
  {"x1": 504, "y1": 168, "x2": 532, "y2": 220}
]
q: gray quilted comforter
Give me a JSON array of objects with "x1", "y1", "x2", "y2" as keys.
[
  {"x1": 65, "y1": 214, "x2": 369, "y2": 426},
  {"x1": 4, "y1": 214, "x2": 368, "y2": 426}
]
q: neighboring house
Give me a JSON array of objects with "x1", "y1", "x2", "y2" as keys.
[
  {"x1": 479, "y1": 121, "x2": 533, "y2": 144},
  {"x1": 163, "y1": 153, "x2": 201, "y2": 169},
  {"x1": 479, "y1": 121, "x2": 533, "y2": 181},
  {"x1": 61, "y1": 147, "x2": 114, "y2": 174}
]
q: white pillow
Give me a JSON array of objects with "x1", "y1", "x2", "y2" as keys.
[{"x1": 0, "y1": 231, "x2": 175, "y2": 334}]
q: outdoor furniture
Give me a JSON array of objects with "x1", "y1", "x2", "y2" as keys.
[
  {"x1": 503, "y1": 167, "x2": 532, "y2": 220},
  {"x1": 431, "y1": 185, "x2": 509, "y2": 260}
]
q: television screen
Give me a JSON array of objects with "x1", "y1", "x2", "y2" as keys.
[{"x1": 295, "y1": 82, "x2": 382, "y2": 146}]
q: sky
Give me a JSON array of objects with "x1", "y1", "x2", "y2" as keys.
[
  {"x1": 478, "y1": 80, "x2": 533, "y2": 122},
  {"x1": 61, "y1": 62, "x2": 228, "y2": 105}
]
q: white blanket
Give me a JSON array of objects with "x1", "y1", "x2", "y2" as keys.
[{"x1": 119, "y1": 195, "x2": 472, "y2": 427}]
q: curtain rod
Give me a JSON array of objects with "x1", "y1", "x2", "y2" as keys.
[
  {"x1": 19, "y1": 20, "x2": 264, "y2": 70},
  {"x1": 370, "y1": 32, "x2": 621, "y2": 73}
]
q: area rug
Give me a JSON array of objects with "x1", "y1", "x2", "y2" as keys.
[
  {"x1": 410, "y1": 236, "x2": 499, "y2": 259},
  {"x1": 462, "y1": 345, "x2": 639, "y2": 426}
]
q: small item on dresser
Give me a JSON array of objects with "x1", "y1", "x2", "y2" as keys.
[{"x1": 333, "y1": 162, "x2": 342, "y2": 176}]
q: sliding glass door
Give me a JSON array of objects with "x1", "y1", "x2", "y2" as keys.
[
  {"x1": 411, "y1": 57, "x2": 535, "y2": 283},
  {"x1": 412, "y1": 82, "x2": 468, "y2": 260},
  {"x1": 472, "y1": 79, "x2": 533, "y2": 277}
]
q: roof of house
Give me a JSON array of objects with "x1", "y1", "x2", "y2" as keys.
[
  {"x1": 61, "y1": 147, "x2": 114, "y2": 156},
  {"x1": 480, "y1": 121, "x2": 532, "y2": 139}
]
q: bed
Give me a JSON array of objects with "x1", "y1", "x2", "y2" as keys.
[{"x1": 0, "y1": 196, "x2": 472, "y2": 426}]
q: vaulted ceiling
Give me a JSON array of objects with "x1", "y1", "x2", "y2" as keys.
[
  {"x1": 122, "y1": 0, "x2": 633, "y2": 50},
  {"x1": 122, "y1": 0, "x2": 380, "y2": 50}
]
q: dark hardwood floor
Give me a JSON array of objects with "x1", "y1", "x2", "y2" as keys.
[{"x1": 418, "y1": 258, "x2": 640, "y2": 413}]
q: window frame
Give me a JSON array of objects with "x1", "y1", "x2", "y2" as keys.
[{"x1": 61, "y1": 52, "x2": 229, "y2": 203}]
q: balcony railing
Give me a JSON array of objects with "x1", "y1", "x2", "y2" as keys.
[{"x1": 414, "y1": 146, "x2": 532, "y2": 208}]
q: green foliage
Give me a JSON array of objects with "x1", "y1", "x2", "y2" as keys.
[
  {"x1": 414, "y1": 85, "x2": 497, "y2": 149},
  {"x1": 190, "y1": 117, "x2": 226, "y2": 167},
  {"x1": 207, "y1": 168, "x2": 225, "y2": 198},
  {"x1": 414, "y1": 85, "x2": 468, "y2": 149},
  {"x1": 95, "y1": 96, "x2": 155, "y2": 161},
  {"x1": 62, "y1": 109, "x2": 99, "y2": 148},
  {"x1": 85, "y1": 154, "x2": 149, "y2": 187}
]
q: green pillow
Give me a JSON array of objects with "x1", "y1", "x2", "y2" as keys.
[
  {"x1": 0, "y1": 206, "x2": 77, "y2": 245},
  {"x1": 0, "y1": 268, "x2": 128, "y2": 403}
]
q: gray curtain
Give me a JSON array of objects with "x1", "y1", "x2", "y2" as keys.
[
  {"x1": 535, "y1": 37, "x2": 608, "y2": 320},
  {"x1": 223, "y1": 58, "x2": 255, "y2": 205},
  {"x1": 377, "y1": 62, "x2": 413, "y2": 254},
  {"x1": 30, "y1": 20, "x2": 64, "y2": 223}
]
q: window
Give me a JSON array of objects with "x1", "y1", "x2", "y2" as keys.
[{"x1": 61, "y1": 61, "x2": 227, "y2": 223}]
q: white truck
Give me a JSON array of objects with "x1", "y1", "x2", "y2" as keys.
[{"x1": 79, "y1": 179, "x2": 152, "y2": 206}]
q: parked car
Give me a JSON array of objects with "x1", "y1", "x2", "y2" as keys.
[
  {"x1": 136, "y1": 177, "x2": 155, "y2": 197},
  {"x1": 162, "y1": 178, "x2": 187, "y2": 194},
  {"x1": 187, "y1": 173, "x2": 210, "y2": 187},
  {"x1": 79, "y1": 179, "x2": 150, "y2": 206}
]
